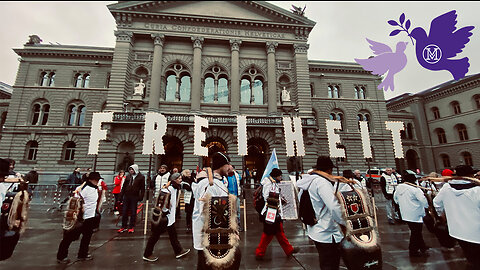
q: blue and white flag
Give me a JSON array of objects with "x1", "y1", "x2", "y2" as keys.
[{"x1": 260, "y1": 148, "x2": 279, "y2": 181}]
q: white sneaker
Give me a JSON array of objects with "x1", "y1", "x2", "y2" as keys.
[
  {"x1": 175, "y1": 249, "x2": 190, "y2": 259},
  {"x1": 143, "y1": 255, "x2": 158, "y2": 262}
]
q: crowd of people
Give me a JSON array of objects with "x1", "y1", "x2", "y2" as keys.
[{"x1": 1, "y1": 154, "x2": 479, "y2": 269}]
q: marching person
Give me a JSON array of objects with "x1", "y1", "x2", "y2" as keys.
[
  {"x1": 192, "y1": 152, "x2": 241, "y2": 270},
  {"x1": 393, "y1": 174, "x2": 430, "y2": 257},
  {"x1": 181, "y1": 169, "x2": 194, "y2": 231},
  {"x1": 297, "y1": 156, "x2": 346, "y2": 270},
  {"x1": 434, "y1": 165, "x2": 480, "y2": 269},
  {"x1": 380, "y1": 168, "x2": 400, "y2": 224},
  {"x1": 56, "y1": 172, "x2": 102, "y2": 263},
  {"x1": 226, "y1": 165, "x2": 242, "y2": 231},
  {"x1": 154, "y1": 165, "x2": 170, "y2": 198},
  {"x1": 143, "y1": 172, "x2": 190, "y2": 262},
  {"x1": 112, "y1": 170, "x2": 125, "y2": 215},
  {"x1": 118, "y1": 164, "x2": 145, "y2": 233},
  {"x1": 255, "y1": 168, "x2": 297, "y2": 260},
  {"x1": 353, "y1": 169, "x2": 368, "y2": 189}
]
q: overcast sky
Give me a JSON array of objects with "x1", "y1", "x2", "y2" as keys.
[{"x1": 1, "y1": 1, "x2": 479, "y2": 100}]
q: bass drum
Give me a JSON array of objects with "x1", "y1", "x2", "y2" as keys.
[{"x1": 0, "y1": 192, "x2": 20, "y2": 261}]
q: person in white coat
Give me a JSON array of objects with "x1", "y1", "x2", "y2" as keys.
[
  {"x1": 154, "y1": 165, "x2": 170, "y2": 198},
  {"x1": 434, "y1": 165, "x2": 480, "y2": 269},
  {"x1": 394, "y1": 174, "x2": 429, "y2": 257}
]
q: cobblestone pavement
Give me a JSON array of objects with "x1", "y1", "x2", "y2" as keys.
[{"x1": 0, "y1": 188, "x2": 469, "y2": 270}]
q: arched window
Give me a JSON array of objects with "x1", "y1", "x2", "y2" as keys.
[
  {"x1": 203, "y1": 76, "x2": 215, "y2": 103},
  {"x1": 67, "y1": 102, "x2": 86, "y2": 126},
  {"x1": 82, "y1": 74, "x2": 90, "y2": 88},
  {"x1": 354, "y1": 86, "x2": 365, "y2": 99},
  {"x1": 456, "y1": 124, "x2": 469, "y2": 141},
  {"x1": 218, "y1": 77, "x2": 228, "y2": 104},
  {"x1": 63, "y1": 141, "x2": 76, "y2": 161},
  {"x1": 329, "y1": 111, "x2": 344, "y2": 131},
  {"x1": 333, "y1": 85, "x2": 340, "y2": 98},
  {"x1": 451, "y1": 101, "x2": 461, "y2": 115},
  {"x1": 354, "y1": 87, "x2": 359, "y2": 99},
  {"x1": 48, "y1": 72, "x2": 55, "y2": 86},
  {"x1": 25, "y1": 140, "x2": 38, "y2": 161},
  {"x1": 40, "y1": 72, "x2": 48, "y2": 86},
  {"x1": 164, "y1": 63, "x2": 191, "y2": 102},
  {"x1": 359, "y1": 87, "x2": 366, "y2": 99},
  {"x1": 357, "y1": 111, "x2": 371, "y2": 131},
  {"x1": 463, "y1": 152, "x2": 473, "y2": 166},
  {"x1": 240, "y1": 78, "x2": 251, "y2": 104},
  {"x1": 474, "y1": 94, "x2": 480, "y2": 109},
  {"x1": 441, "y1": 154, "x2": 451, "y2": 168},
  {"x1": 74, "y1": 73, "x2": 83, "y2": 88},
  {"x1": 436, "y1": 128, "x2": 447, "y2": 144},
  {"x1": 406, "y1": 123, "x2": 414, "y2": 139},
  {"x1": 203, "y1": 66, "x2": 229, "y2": 104},
  {"x1": 253, "y1": 79, "x2": 264, "y2": 104},
  {"x1": 31, "y1": 100, "x2": 49, "y2": 125},
  {"x1": 432, "y1": 107, "x2": 440, "y2": 120}
]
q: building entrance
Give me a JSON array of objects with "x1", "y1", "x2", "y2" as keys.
[
  {"x1": 157, "y1": 136, "x2": 183, "y2": 172},
  {"x1": 245, "y1": 138, "x2": 268, "y2": 183}
]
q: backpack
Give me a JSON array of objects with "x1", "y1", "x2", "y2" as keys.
[
  {"x1": 62, "y1": 183, "x2": 86, "y2": 231},
  {"x1": 253, "y1": 184, "x2": 264, "y2": 214},
  {"x1": 298, "y1": 175, "x2": 318, "y2": 226}
]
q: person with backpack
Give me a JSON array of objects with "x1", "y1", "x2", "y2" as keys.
[
  {"x1": 255, "y1": 168, "x2": 298, "y2": 260},
  {"x1": 56, "y1": 172, "x2": 102, "y2": 263},
  {"x1": 118, "y1": 164, "x2": 145, "y2": 234},
  {"x1": 297, "y1": 156, "x2": 346, "y2": 270},
  {"x1": 143, "y1": 172, "x2": 190, "y2": 262}
]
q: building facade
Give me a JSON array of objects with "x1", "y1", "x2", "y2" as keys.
[
  {"x1": 1, "y1": 1, "x2": 400, "y2": 182},
  {"x1": 387, "y1": 74, "x2": 480, "y2": 173}
]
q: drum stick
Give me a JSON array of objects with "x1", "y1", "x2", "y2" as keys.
[
  {"x1": 243, "y1": 198, "x2": 247, "y2": 232},
  {"x1": 372, "y1": 196, "x2": 378, "y2": 228},
  {"x1": 144, "y1": 200, "x2": 149, "y2": 235}
]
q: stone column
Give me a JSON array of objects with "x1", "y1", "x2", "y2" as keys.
[
  {"x1": 191, "y1": 36, "x2": 204, "y2": 113},
  {"x1": 214, "y1": 78, "x2": 219, "y2": 103},
  {"x1": 105, "y1": 31, "x2": 134, "y2": 111},
  {"x1": 250, "y1": 81, "x2": 255, "y2": 104},
  {"x1": 266, "y1": 41, "x2": 278, "y2": 116},
  {"x1": 230, "y1": 39, "x2": 241, "y2": 114},
  {"x1": 148, "y1": 34, "x2": 164, "y2": 111},
  {"x1": 175, "y1": 76, "x2": 181, "y2": 101},
  {"x1": 293, "y1": 43, "x2": 311, "y2": 116}
]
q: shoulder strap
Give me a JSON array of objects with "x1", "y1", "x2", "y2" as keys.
[{"x1": 206, "y1": 168, "x2": 214, "y2": 186}]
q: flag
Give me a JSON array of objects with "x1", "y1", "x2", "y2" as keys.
[
  {"x1": 196, "y1": 165, "x2": 200, "y2": 175},
  {"x1": 260, "y1": 148, "x2": 279, "y2": 181}
]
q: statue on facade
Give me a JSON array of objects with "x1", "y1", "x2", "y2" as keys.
[
  {"x1": 133, "y1": 79, "x2": 145, "y2": 96},
  {"x1": 291, "y1": 5, "x2": 306, "y2": 16},
  {"x1": 281, "y1": 87, "x2": 291, "y2": 103},
  {"x1": 26, "y1": 35, "x2": 42, "y2": 45}
]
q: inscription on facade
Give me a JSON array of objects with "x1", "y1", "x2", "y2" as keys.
[{"x1": 144, "y1": 23, "x2": 287, "y2": 39}]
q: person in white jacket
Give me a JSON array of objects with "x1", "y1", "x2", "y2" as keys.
[
  {"x1": 393, "y1": 174, "x2": 429, "y2": 257},
  {"x1": 154, "y1": 165, "x2": 170, "y2": 198},
  {"x1": 433, "y1": 165, "x2": 480, "y2": 269}
]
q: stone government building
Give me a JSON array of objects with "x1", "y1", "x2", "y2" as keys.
[{"x1": 1, "y1": 1, "x2": 476, "y2": 182}]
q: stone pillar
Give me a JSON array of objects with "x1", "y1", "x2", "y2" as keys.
[
  {"x1": 175, "y1": 76, "x2": 181, "y2": 101},
  {"x1": 266, "y1": 41, "x2": 278, "y2": 116},
  {"x1": 250, "y1": 81, "x2": 255, "y2": 104},
  {"x1": 214, "y1": 78, "x2": 219, "y2": 103},
  {"x1": 293, "y1": 43, "x2": 311, "y2": 116},
  {"x1": 148, "y1": 34, "x2": 164, "y2": 111},
  {"x1": 106, "y1": 31, "x2": 134, "y2": 111},
  {"x1": 191, "y1": 36, "x2": 204, "y2": 113},
  {"x1": 230, "y1": 39, "x2": 241, "y2": 114}
]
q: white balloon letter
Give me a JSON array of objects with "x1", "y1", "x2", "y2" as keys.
[
  {"x1": 142, "y1": 112, "x2": 167, "y2": 155},
  {"x1": 385, "y1": 121, "x2": 405, "y2": 158},
  {"x1": 359, "y1": 121, "x2": 372, "y2": 158},
  {"x1": 194, "y1": 115, "x2": 209, "y2": 156},
  {"x1": 283, "y1": 117, "x2": 305, "y2": 157},
  {"x1": 237, "y1": 115, "x2": 247, "y2": 156},
  {"x1": 88, "y1": 112, "x2": 113, "y2": 155},
  {"x1": 325, "y1": 119, "x2": 345, "y2": 158}
]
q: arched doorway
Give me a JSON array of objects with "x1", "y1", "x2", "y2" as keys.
[
  {"x1": 406, "y1": 149, "x2": 419, "y2": 171},
  {"x1": 245, "y1": 138, "x2": 269, "y2": 183},
  {"x1": 116, "y1": 141, "x2": 135, "y2": 172},
  {"x1": 157, "y1": 136, "x2": 184, "y2": 172},
  {"x1": 202, "y1": 137, "x2": 228, "y2": 168}
]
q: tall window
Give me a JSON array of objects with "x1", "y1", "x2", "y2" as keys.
[
  {"x1": 329, "y1": 111, "x2": 344, "y2": 131},
  {"x1": 164, "y1": 64, "x2": 191, "y2": 102},
  {"x1": 240, "y1": 67, "x2": 264, "y2": 105},
  {"x1": 357, "y1": 112, "x2": 371, "y2": 131},
  {"x1": 436, "y1": 128, "x2": 447, "y2": 144},
  {"x1": 240, "y1": 78, "x2": 251, "y2": 104},
  {"x1": 63, "y1": 141, "x2": 76, "y2": 161},
  {"x1": 328, "y1": 84, "x2": 340, "y2": 98},
  {"x1": 474, "y1": 95, "x2": 480, "y2": 109},
  {"x1": 203, "y1": 66, "x2": 229, "y2": 104},
  {"x1": 203, "y1": 77, "x2": 215, "y2": 103},
  {"x1": 463, "y1": 152, "x2": 473, "y2": 166},
  {"x1": 432, "y1": 107, "x2": 440, "y2": 120},
  {"x1": 26, "y1": 141, "x2": 38, "y2": 161},
  {"x1": 67, "y1": 102, "x2": 86, "y2": 126},
  {"x1": 218, "y1": 77, "x2": 228, "y2": 103},
  {"x1": 441, "y1": 154, "x2": 451, "y2": 168},
  {"x1": 354, "y1": 86, "x2": 366, "y2": 99},
  {"x1": 406, "y1": 123, "x2": 414, "y2": 139},
  {"x1": 73, "y1": 72, "x2": 90, "y2": 88},
  {"x1": 451, "y1": 101, "x2": 461, "y2": 115},
  {"x1": 31, "y1": 101, "x2": 49, "y2": 125},
  {"x1": 39, "y1": 71, "x2": 55, "y2": 87},
  {"x1": 456, "y1": 124, "x2": 469, "y2": 141}
]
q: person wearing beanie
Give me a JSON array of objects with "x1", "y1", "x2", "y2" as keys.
[
  {"x1": 296, "y1": 156, "x2": 346, "y2": 270},
  {"x1": 255, "y1": 167, "x2": 298, "y2": 260},
  {"x1": 143, "y1": 173, "x2": 190, "y2": 262},
  {"x1": 118, "y1": 164, "x2": 145, "y2": 234},
  {"x1": 394, "y1": 174, "x2": 429, "y2": 257},
  {"x1": 57, "y1": 172, "x2": 102, "y2": 263},
  {"x1": 434, "y1": 165, "x2": 480, "y2": 268},
  {"x1": 441, "y1": 169, "x2": 454, "y2": 177},
  {"x1": 191, "y1": 152, "x2": 241, "y2": 270}
]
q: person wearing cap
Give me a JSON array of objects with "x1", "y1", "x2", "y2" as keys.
[
  {"x1": 434, "y1": 165, "x2": 480, "y2": 268},
  {"x1": 394, "y1": 174, "x2": 429, "y2": 257},
  {"x1": 154, "y1": 165, "x2": 170, "y2": 198},
  {"x1": 297, "y1": 156, "x2": 346, "y2": 270},
  {"x1": 255, "y1": 168, "x2": 298, "y2": 260},
  {"x1": 57, "y1": 172, "x2": 102, "y2": 263},
  {"x1": 380, "y1": 168, "x2": 400, "y2": 224},
  {"x1": 118, "y1": 164, "x2": 145, "y2": 233},
  {"x1": 191, "y1": 152, "x2": 241, "y2": 270},
  {"x1": 143, "y1": 172, "x2": 190, "y2": 262}
]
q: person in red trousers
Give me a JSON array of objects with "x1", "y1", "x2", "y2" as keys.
[{"x1": 255, "y1": 168, "x2": 298, "y2": 260}]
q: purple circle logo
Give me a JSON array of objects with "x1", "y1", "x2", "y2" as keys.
[{"x1": 422, "y1": 44, "x2": 442, "y2": 64}]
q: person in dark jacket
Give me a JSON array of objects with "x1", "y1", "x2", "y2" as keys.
[
  {"x1": 181, "y1": 169, "x2": 194, "y2": 231},
  {"x1": 118, "y1": 164, "x2": 145, "y2": 233}
]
